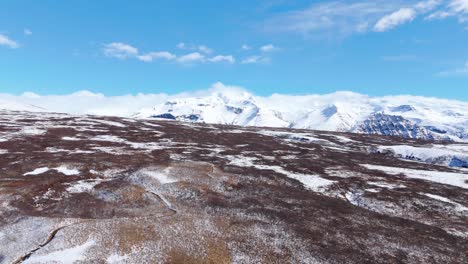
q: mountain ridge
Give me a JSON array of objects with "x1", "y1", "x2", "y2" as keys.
[
  {"x1": 1, "y1": 87, "x2": 467, "y2": 142},
  {"x1": 133, "y1": 90, "x2": 468, "y2": 142}
]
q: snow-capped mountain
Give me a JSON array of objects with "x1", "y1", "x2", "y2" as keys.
[
  {"x1": 133, "y1": 91, "x2": 290, "y2": 128},
  {"x1": 134, "y1": 91, "x2": 468, "y2": 142},
  {"x1": 2, "y1": 86, "x2": 467, "y2": 142}
]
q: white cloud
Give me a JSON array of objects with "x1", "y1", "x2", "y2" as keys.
[
  {"x1": 4, "y1": 82, "x2": 466, "y2": 120},
  {"x1": 241, "y1": 44, "x2": 251, "y2": 50},
  {"x1": 415, "y1": 0, "x2": 443, "y2": 12},
  {"x1": 449, "y1": 0, "x2": 468, "y2": 13},
  {"x1": 264, "y1": 0, "x2": 468, "y2": 36},
  {"x1": 24, "y1": 28, "x2": 32, "y2": 36},
  {"x1": 263, "y1": 1, "x2": 399, "y2": 37},
  {"x1": 177, "y1": 52, "x2": 205, "y2": 63},
  {"x1": 177, "y1": 42, "x2": 212, "y2": 54},
  {"x1": 198, "y1": 45, "x2": 213, "y2": 54},
  {"x1": 208, "y1": 55, "x2": 235, "y2": 64},
  {"x1": 177, "y1": 42, "x2": 186, "y2": 49},
  {"x1": 103, "y1": 42, "x2": 139, "y2": 59},
  {"x1": 0, "y1": 83, "x2": 248, "y2": 116},
  {"x1": 426, "y1": 0, "x2": 468, "y2": 21},
  {"x1": 103, "y1": 42, "x2": 239, "y2": 65},
  {"x1": 0, "y1": 90, "x2": 168, "y2": 116},
  {"x1": 0, "y1": 34, "x2": 19, "y2": 49},
  {"x1": 241, "y1": 56, "x2": 267, "y2": 64},
  {"x1": 260, "y1": 44, "x2": 278, "y2": 52},
  {"x1": 374, "y1": 8, "x2": 417, "y2": 32},
  {"x1": 426, "y1": 10, "x2": 455, "y2": 19},
  {"x1": 137, "y1": 51, "x2": 176, "y2": 62}
]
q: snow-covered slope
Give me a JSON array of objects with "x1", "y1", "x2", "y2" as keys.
[
  {"x1": 133, "y1": 91, "x2": 290, "y2": 127},
  {"x1": 134, "y1": 91, "x2": 468, "y2": 142},
  {"x1": 0, "y1": 99, "x2": 45, "y2": 112},
  {"x1": 1, "y1": 87, "x2": 467, "y2": 142},
  {"x1": 375, "y1": 144, "x2": 468, "y2": 168}
]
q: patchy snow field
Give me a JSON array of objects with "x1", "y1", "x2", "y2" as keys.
[
  {"x1": 361, "y1": 164, "x2": 468, "y2": 189},
  {"x1": 0, "y1": 110, "x2": 467, "y2": 263}
]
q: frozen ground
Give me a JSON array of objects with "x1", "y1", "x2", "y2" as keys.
[{"x1": 0, "y1": 110, "x2": 467, "y2": 263}]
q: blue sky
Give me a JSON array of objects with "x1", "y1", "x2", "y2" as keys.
[{"x1": 1, "y1": 0, "x2": 468, "y2": 100}]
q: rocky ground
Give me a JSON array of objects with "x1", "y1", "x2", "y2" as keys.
[{"x1": 0, "y1": 110, "x2": 467, "y2": 264}]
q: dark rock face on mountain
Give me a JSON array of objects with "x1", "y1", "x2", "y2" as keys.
[
  {"x1": 0, "y1": 110, "x2": 467, "y2": 263},
  {"x1": 357, "y1": 113, "x2": 435, "y2": 140}
]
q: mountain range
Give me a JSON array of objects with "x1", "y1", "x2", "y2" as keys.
[
  {"x1": 1, "y1": 88, "x2": 467, "y2": 142},
  {"x1": 133, "y1": 91, "x2": 468, "y2": 142}
]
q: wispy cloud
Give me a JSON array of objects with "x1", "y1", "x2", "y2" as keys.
[
  {"x1": 260, "y1": 44, "x2": 278, "y2": 52},
  {"x1": 177, "y1": 52, "x2": 205, "y2": 63},
  {"x1": 263, "y1": 0, "x2": 463, "y2": 37},
  {"x1": 137, "y1": 51, "x2": 176, "y2": 62},
  {"x1": 374, "y1": 8, "x2": 416, "y2": 32},
  {"x1": 241, "y1": 56, "x2": 269, "y2": 64},
  {"x1": 449, "y1": 0, "x2": 468, "y2": 13},
  {"x1": 437, "y1": 61, "x2": 468, "y2": 76},
  {"x1": 209, "y1": 55, "x2": 235, "y2": 64},
  {"x1": 177, "y1": 42, "x2": 186, "y2": 49},
  {"x1": 0, "y1": 34, "x2": 19, "y2": 49},
  {"x1": 103, "y1": 42, "x2": 139, "y2": 59},
  {"x1": 198, "y1": 45, "x2": 213, "y2": 54},
  {"x1": 426, "y1": 0, "x2": 468, "y2": 22},
  {"x1": 263, "y1": 1, "x2": 398, "y2": 37},
  {"x1": 241, "y1": 44, "x2": 251, "y2": 50},
  {"x1": 24, "y1": 28, "x2": 32, "y2": 36},
  {"x1": 176, "y1": 42, "x2": 213, "y2": 54},
  {"x1": 415, "y1": 0, "x2": 444, "y2": 12}
]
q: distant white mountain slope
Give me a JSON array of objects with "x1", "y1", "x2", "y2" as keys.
[
  {"x1": 1, "y1": 87, "x2": 467, "y2": 142},
  {"x1": 133, "y1": 91, "x2": 468, "y2": 142}
]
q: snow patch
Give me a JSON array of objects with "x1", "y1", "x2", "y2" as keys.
[
  {"x1": 92, "y1": 119, "x2": 126, "y2": 127},
  {"x1": 91, "y1": 135, "x2": 126, "y2": 143},
  {"x1": 24, "y1": 166, "x2": 80, "y2": 176},
  {"x1": 287, "y1": 173, "x2": 336, "y2": 192},
  {"x1": 422, "y1": 193, "x2": 468, "y2": 212},
  {"x1": 361, "y1": 164, "x2": 468, "y2": 189},
  {"x1": 66, "y1": 179, "x2": 103, "y2": 193},
  {"x1": 227, "y1": 155, "x2": 335, "y2": 192},
  {"x1": 23, "y1": 240, "x2": 96, "y2": 264},
  {"x1": 62, "y1": 136, "x2": 82, "y2": 141},
  {"x1": 21, "y1": 127, "x2": 47, "y2": 135},
  {"x1": 258, "y1": 130, "x2": 322, "y2": 142},
  {"x1": 55, "y1": 166, "x2": 80, "y2": 176},
  {"x1": 333, "y1": 135, "x2": 355, "y2": 142},
  {"x1": 107, "y1": 253, "x2": 129, "y2": 263},
  {"x1": 368, "y1": 181, "x2": 406, "y2": 189},
  {"x1": 140, "y1": 168, "x2": 177, "y2": 184},
  {"x1": 24, "y1": 167, "x2": 50, "y2": 176}
]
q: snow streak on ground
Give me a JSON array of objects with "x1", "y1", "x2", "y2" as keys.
[
  {"x1": 422, "y1": 193, "x2": 468, "y2": 212},
  {"x1": 24, "y1": 167, "x2": 50, "y2": 176},
  {"x1": 139, "y1": 168, "x2": 177, "y2": 184},
  {"x1": 24, "y1": 166, "x2": 80, "y2": 176},
  {"x1": 227, "y1": 155, "x2": 335, "y2": 192},
  {"x1": 66, "y1": 179, "x2": 104, "y2": 194},
  {"x1": 23, "y1": 240, "x2": 96, "y2": 264},
  {"x1": 361, "y1": 164, "x2": 468, "y2": 189}
]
